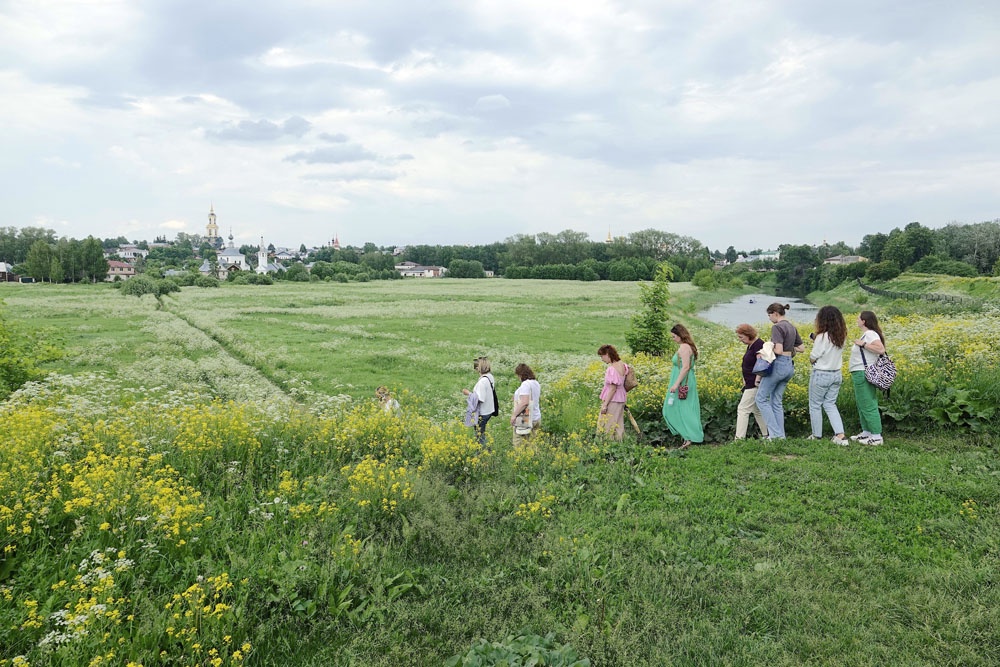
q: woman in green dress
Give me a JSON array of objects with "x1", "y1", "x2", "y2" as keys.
[{"x1": 662, "y1": 323, "x2": 704, "y2": 448}]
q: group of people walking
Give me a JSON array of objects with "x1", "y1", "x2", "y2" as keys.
[
  {"x1": 598, "y1": 302, "x2": 888, "y2": 448},
  {"x1": 736, "y1": 303, "x2": 887, "y2": 445},
  {"x1": 463, "y1": 356, "x2": 541, "y2": 447},
  {"x1": 452, "y1": 302, "x2": 887, "y2": 448}
]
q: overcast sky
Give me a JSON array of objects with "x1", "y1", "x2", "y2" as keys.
[{"x1": 2, "y1": 1, "x2": 998, "y2": 252}]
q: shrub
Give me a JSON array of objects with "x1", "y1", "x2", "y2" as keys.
[
  {"x1": 0, "y1": 302, "x2": 62, "y2": 399},
  {"x1": 865, "y1": 260, "x2": 901, "y2": 282},
  {"x1": 692, "y1": 268, "x2": 717, "y2": 289},
  {"x1": 156, "y1": 278, "x2": 181, "y2": 294},
  {"x1": 120, "y1": 275, "x2": 160, "y2": 297},
  {"x1": 194, "y1": 275, "x2": 221, "y2": 288}
]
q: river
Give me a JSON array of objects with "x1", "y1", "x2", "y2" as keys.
[{"x1": 697, "y1": 293, "x2": 819, "y2": 329}]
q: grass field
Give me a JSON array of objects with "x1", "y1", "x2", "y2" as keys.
[{"x1": 1, "y1": 279, "x2": 998, "y2": 666}]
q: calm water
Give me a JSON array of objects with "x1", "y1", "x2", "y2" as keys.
[{"x1": 697, "y1": 293, "x2": 820, "y2": 329}]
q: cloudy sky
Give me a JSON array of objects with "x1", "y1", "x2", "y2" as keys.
[{"x1": 2, "y1": 1, "x2": 998, "y2": 252}]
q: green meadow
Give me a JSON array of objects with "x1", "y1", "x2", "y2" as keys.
[{"x1": 1, "y1": 280, "x2": 998, "y2": 666}]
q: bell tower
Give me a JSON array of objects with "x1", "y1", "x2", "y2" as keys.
[
  {"x1": 207, "y1": 205, "x2": 219, "y2": 246},
  {"x1": 257, "y1": 237, "x2": 269, "y2": 274}
]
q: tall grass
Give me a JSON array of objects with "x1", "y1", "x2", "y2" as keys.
[{"x1": 1, "y1": 280, "x2": 998, "y2": 666}]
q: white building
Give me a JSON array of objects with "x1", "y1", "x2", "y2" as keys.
[{"x1": 256, "y1": 237, "x2": 283, "y2": 274}]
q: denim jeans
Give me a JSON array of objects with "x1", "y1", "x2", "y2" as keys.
[
  {"x1": 475, "y1": 414, "x2": 492, "y2": 445},
  {"x1": 809, "y1": 369, "x2": 844, "y2": 437},
  {"x1": 755, "y1": 355, "x2": 794, "y2": 438}
]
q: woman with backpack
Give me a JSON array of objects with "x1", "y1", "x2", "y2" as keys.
[
  {"x1": 597, "y1": 344, "x2": 628, "y2": 440},
  {"x1": 462, "y1": 356, "x2": 497, "y2": 445},
  {"x1": 662, "y1": 323, "x2": 704, "y2": 448}
]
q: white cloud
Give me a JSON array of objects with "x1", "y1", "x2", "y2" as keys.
[{"x1": 0, "y1": 0, "x2": 998, "y2": 251}]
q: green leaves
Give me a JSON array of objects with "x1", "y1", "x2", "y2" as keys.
[{"x1": 445, "y1": 631, "x2": 591, "y2": 667}]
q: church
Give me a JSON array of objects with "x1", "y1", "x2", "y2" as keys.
[{"x1": 198, "y1": 206, "x2": 280, "y2": 278}]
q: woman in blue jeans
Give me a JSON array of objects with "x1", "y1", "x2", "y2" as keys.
[{"x1": 755, "y1": 303, "x2": 804, "y2": 439}]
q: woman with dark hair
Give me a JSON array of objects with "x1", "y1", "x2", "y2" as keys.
[
  {"x1": 755, "y1": 303, "x2": 805, "y2": 439},
  {"x1": 849, "y1": 311, "x2": 887, "y2": 445},
  {"x1": 734, "y1": 323, "x2": 768, "y2": 440},
  {"x1": 808, "y1": 306, "x2": 848, "y2": 444},
  {"x1": 662, "y1": 324, "x2": 703, "y2": 448},
  {"x1": 510, "y1": 363, "x2": 541, "y2": 446},
  {"x1": 597, "y1": 344, "x2": 627, "y2": 440}
]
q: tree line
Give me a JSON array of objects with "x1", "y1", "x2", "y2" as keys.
[{"x1": 3, "y1": 219, "x2": 999, "y2": 288}]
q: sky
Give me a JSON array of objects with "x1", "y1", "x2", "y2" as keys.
[{"x1": 2, "y1": 1, "x2": 999, "y2": 253}]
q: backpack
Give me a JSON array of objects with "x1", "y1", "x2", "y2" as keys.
[
  {"x1": 623, "y1": 363, "x2": 638, "y2": 392},
  {"x1": 487, "y1": 377, "x2": 499, "y2": 416}
]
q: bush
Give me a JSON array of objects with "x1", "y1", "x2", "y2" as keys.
[
  {"x1": 0, "y1": 301, "x2": 62, "y2": 399},
  {"x1": 865, "y1": 260, "x2": 901, "y2": 282},
  {"x1": 194, "y1": 275, "x2": 221, "y2": 288},
  {"x1": 908, "y1": 255, "x2": 978, "y2": 277},
  {"x1": 156, "y1": 278, "x2": 181, "y2": 294},
  {"x1": 691, "y1": 268, "x2": 717, "y2": 289},
  {"x1": 120, "y1": 275, "x2": 160, "y2": 297}
]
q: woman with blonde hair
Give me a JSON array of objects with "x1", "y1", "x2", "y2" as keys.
[
  {"x1": 734, "y1": 323, "x2": 768, "y2": 440},
  {"x1": 462, "y1": 356, "x2": 497, "y2": 445},
  {"x1": 662, "y1": 324, "x2": 704, "y2": 448},
  {"x1": 597, "y1": 344, "x2": 627, "y2": 440}
]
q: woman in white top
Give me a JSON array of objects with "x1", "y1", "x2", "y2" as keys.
[
  {"x1": 510, "y1": 363, "x2": 541, "y2": 446},
  {"x1": 462, "y1": 356, "x2": 496, "y2": 445},
  {"x1": 808, "y1": 306, "x2": 848, "y2": 444},
  {"x1": 848, "y1": 311, "x2": 887, "y2": 445}
]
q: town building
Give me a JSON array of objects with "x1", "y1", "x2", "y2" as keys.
[{"x1": 106, "y1": 260, "x2": 137, "y2": 281}]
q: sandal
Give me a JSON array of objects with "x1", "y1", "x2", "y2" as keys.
[{"x1": 678, "y1": 441, "x2": 691, "y2": 450}]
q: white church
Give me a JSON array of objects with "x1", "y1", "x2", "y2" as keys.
[{"x1": 198, "y1": 206, "x2": 281, "y2": 278}]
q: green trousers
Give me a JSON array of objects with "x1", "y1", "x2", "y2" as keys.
[{"x1": 851, "y1": 371, "x2": 882, "y2": 435}]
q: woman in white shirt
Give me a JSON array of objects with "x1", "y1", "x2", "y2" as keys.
[
  {"x1": 848, "y1": 311, "x2": 887, "y2": 445},
  {"x1": 510, "y1": 363, "x2": 541, "y2": 446},
  {"x1": 462, "y1": 357, "x2": 496, "y2": 445},
  {"x1": 808, "y1": 306, "x2": 848, "y2": 444}
]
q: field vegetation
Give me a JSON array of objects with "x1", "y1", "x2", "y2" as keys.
[{"x1": 1, "y1": 279, "x2": 998, "y2": 666}]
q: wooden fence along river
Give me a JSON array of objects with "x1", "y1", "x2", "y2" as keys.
[{"x1": 856, "y1": 278, "x2": 983, "y2": 308}]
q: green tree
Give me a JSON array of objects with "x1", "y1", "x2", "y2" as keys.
[
  {"x1": 24, "y1": 240, "x2": 53, "y2": 281},
  {"x1": 725, "y1": 246, "x2": 737, "y2": 264},
  {"x1": 49, "y1": 257, "x2": 64, "y2": 284},
  {"x1": 859, "y1": 233, "x2": 889, "y2": 263},
  {"x1": 775, "y1": 244, "x2": 821, "y2": 294},
  {"x1": 448, "y1": 259, "x2": 485, "y2": 278},
  {"x1": 625, "y1": 262, "x2": 673, "y2": 356},
  {"x1": 82, "y1": 237, "x2": 108, "y2": 282}
]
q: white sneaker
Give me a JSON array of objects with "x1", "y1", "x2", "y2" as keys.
[
  {"x1": 860, "y1": 435, "x2": 883, "y2": 446},
  {"x1": 850, "y1": 432, "x2": 871, "y2": 441},
  {"x1": 806, "y1": 435, "x2": 820, "y2": 440},
  {"x1": 831, "y1": 436, "x2": 848, "y2": 446}
]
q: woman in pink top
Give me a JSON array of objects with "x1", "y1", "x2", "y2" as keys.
[{"x1": 598, "y1": 344, "x2": 628, "y2": 440}]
